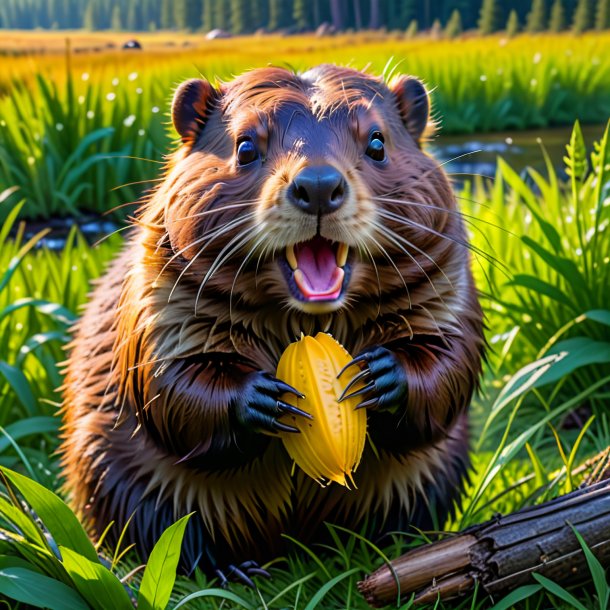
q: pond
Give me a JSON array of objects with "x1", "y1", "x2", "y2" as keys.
[{"x1": 432, "y1": 123, "x2": 606, "y2": 185}]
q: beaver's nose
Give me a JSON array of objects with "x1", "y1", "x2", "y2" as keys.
[{"x1": 288, "y1": 165, "x2": 347, "y2": 215}]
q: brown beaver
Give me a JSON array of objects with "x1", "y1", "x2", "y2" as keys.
[{"x1": 61, "y1": 64, "x2": 484, "y2": 583}]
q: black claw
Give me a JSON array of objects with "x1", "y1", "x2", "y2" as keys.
[
  {"x1": 228, "y1": 565, "x2": 256, "y2": 589},
  {"x1": 340, "y1": 381, "x2": 375, "y2": 403},
  {"x1": 247, "y1": 567, "x2": 272, "y2": 578},
  {"x1": 338, "y1": 369, "x2": 372, "y2": 401},
  {"x1": 278, "y1": 400, "x2": 313, "y2": 420},
  {"x1": 215, "y1": 568, "x2": 229, "y2": 588},
  {"x1": 356, "y1": 397, "x2": 379, "y2": 410},
  {"x1": 272, "y1": 420, "x2": 300, "y2": 433},
  {"x1": 238, "y1": 560, "x2": 257, "y2": 570},
  {"x1": 275, "y1": 379, "x2": 305, "y2": 398},
  {"x1": 337, "y1": 353, "x2": 369, "y2": 378}
]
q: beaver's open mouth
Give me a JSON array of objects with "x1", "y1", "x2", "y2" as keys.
[{"x1": 280, "y1": 236, "x2": 349, "y2": 303}]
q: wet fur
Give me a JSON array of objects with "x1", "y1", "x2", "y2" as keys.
[{"x1": 61, "y1": 65, "x2": 484, "y2": 572}]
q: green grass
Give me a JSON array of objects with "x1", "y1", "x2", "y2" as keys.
[
  {"x1": 0, "y1": 124, "x2": 609, "y2": 607},
  {"x1": 1, "y1": 32, "x2": 610, "y2": 219}
]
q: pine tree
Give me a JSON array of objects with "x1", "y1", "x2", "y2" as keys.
[
  {"x1": 268, "y1": 0, "x2": 288, "y2": 30},
  {"x1": 400, "y1": 0, "x2": 417, "y2": 29},
  {"x1": 405, "y1": 18, "x2": 418, "y2": 37},
  {"x1": 430, "y1": 18, "x2": 442, "y2": 38},
  {"x1": 549, "y1": 0, "x2": 566, "y2": 31},
  {"x1": 293, "y1": 0, "x2": 308, "y2": 30},
  {"x1": 595, "y1": 0, "x2": 610, "y2": 29},
  {"x1": 445, "y1": 8, "x2": 462, "y2": 38},
  {"x1": 201, "y1": 0, "x2": 213, "y2": 30},
  {"x1": 214, "y1": 0, "x2": 228, "y2": 30},
  {"x1": 506, "y1": 9, "x2": 519, "y2": 36},
  {"x1": 126, "y1": 2, "x2": 137, "y2": 30},
  {"x1": 526, "y1": 0, "x2": 546, "y2": 32},
  {"x1": 572, "y1": 0, "x2": 591, "y2": 33},
  {"x1": 230, "y1": 0, "x2": 247, "y2": 33},
  {"x1": 478, "y1": 0, "x2": 501, "y2": 34},
  {"x1": 161, "y1": 0, "x2": 173, "y2": 29},
  {"x1": 111, "y1": 3, "x2": 121, "y2": 30},
  {"x1": 83, "y1": 0, "x2": 96, "y2": 30}
]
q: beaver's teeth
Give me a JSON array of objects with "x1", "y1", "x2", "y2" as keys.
[
  {"x1": 286, "y1": 245, "x2": 298, "y2": 270},
  {"x1": 336, "y1": 243, "x2": 349, "y2": 267}
]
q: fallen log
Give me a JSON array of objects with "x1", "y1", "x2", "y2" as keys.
[{"x1": 358, "y1": 452, "x2": 610, "y2": 607}]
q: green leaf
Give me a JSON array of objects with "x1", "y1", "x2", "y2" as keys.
[
  {"x1": 532, "y1": 573, "x2": 588, "y2": 610},
  {"x1": 508, "y1": 274, "x2": 576, "y2": 310},
  {"x1": 0, "y1": 417, "x2": 58, "y2": 454},
  {"x1": 0, "y1": 297, "x2": 76, "y2": 326},
  {"x1": 538, "y1": 338, "x2": 610, "y2": 387},
  {"x1": 564, "y1": 120, "x2": 588, "y2": 182},
  {"x1": 586, "y1": 310, "x2": 610, "y2": 327},
  {"x1": 521, "y1": 235, "x2": 588, "y2": 294},
  {"x1": 303, "y1": 568, "x2": 360, "y2": 610},
  {"x1": 569, "y1": 525, "x2": 610, "y2": 610},
  {"x1": 60, "y1": 546, "x2": 133, "y2": 610},
  {"x1": 0, "y1": 566, "x2": 89, "y2": 610},
  {"x1": 489, "y1": 584, "x2": 543, "y2": 610},
  {"x1": 0, "y1": 361, "x2": 37, "y2": 415},
  {"x1": 173, "y1": 588, "x2": 255, "y2": 610},
  {"x1": 0, "y1": 496, "x2": 50, "y2": 550},
  {"x1": 0, "y1": 467, "x2": 99, "y2": 563},
  {"x1": 138, "y1": 513, "x2": 192, "y2": 610}
]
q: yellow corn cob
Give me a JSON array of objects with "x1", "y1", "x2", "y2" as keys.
[{"x1": 275, "y1": 332, "x2": 367, "y2": 488}]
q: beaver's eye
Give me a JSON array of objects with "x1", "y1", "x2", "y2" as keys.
[
  {"x1": 237, "y1": 138, "x2": 258, "y2": 165},
  {"x1": 366, "y1": 131, "x2": 385, "y2": 162}
]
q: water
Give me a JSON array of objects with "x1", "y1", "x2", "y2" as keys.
[{"x1": 431, "y1": 123, "x2": 607, "y2": 184}]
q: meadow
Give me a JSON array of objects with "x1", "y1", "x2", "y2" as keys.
[
  {"x1": 1, "y1": 31, "x2": 610, "y2": 219},
  {"x1": 0, "y1": 31, "x2": 609, "y2": 610}
]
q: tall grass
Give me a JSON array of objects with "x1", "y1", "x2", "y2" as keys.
[
  {"x1": 1, "y1": 32, "x2": 610, "y2": 219},
  {"x1": 0, "y1": 123, "x2": 608, "y2": 607}
]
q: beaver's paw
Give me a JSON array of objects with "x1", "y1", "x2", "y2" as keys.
[
  {"x1": 338, "y1": 345, "x2": 408, "y2": 411},
  {"x1": 235, "y1": 371, "x2": 311, "y2": 434},
  {"x1": 215, "y1": 560, "x2": 271, "y2": 589}
]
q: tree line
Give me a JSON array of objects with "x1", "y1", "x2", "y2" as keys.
[{"x1": 0, "y1": 0, "x2": 608, "y2": 34}]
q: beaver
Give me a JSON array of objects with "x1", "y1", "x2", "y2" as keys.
[{"x1": 61, "y1": 64, "x2": 484, "y2": 583}]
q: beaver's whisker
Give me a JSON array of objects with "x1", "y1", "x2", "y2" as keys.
[
  {"x1": 169, "y1": 200, "x2": 258, "y2": 223},
  {"x1": 376, "y1": 198, "x2": 498, "y2": 259},
  {"x1": 371, "y1": 219, "x2": 449, "y2": 296},
  {"x1": 357, "y1": 238, "x2": 382, "y2": 318},
  {"x1": 229, "y1": 231, "x2": 267, "y2": 321},
  {"x1": 446, "y1": 171, "x2": 494, "y2": 180},
  {"x1": 110, "y1": 177, "x2": 165, "y2": 192},
  {"x1": 195, "y1": 226, "x2": 258, "y2": 315},
  {"x1": 255, "y1": 242, "x2": 271, "y2": 289},
  {"x1": 92, "y1": 224, "x2": 133, "y2": 247},
  {"x1": 365, "y1": 232, "x2": 411, "y2": 310},
  {"x1": 375, "y1": 195, "x2": 506, "y2": 230},
  {"x1": 370, "y1": 221, "x2": 460, "y2": 338},
  {"x1": 376, "y1": 208, "x2": 506, "y2": 274},
  {"x1": 157, "y1": 212, "x2": 258, "y2": 286},
  {"x1": 374, "y1": 195, "x2": 508, "y2": 252},
  {"x1": 169, "y1": 216, "x2": 258, "y2": 301}
]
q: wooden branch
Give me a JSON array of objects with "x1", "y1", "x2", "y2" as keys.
[{"x1": 358, "y1": 461, "x2": 610, "y2": 607}]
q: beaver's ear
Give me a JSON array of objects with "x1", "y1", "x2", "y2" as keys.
[
  {"x1": 171, "y1": 78, "x2": 218, "y2": 144},
  {"x1": 388, "y1": 76, "x2": 430, "y2": 144}
]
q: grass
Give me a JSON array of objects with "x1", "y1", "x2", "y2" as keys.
[
  {"x1": 1, "y1": 32, "x2": 610, "y2": 218},
  {"x1": 0, "y1": 121, "x2": 609, "y2": 607}
]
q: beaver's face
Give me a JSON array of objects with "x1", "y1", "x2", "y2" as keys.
[{"x1": 162, "y1": 65, "x2": 455, "y2": 318}]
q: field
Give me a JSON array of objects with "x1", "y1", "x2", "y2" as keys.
[
  {"x1": 1, "y1": 31, "x2": 610, "y2": 220},
  {"x1": 0, "y1": 30, "x2": 609, "y2": 610}
]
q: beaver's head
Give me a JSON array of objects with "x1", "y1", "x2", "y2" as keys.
[{"x1": 157, "y1": 65, "x2": 456, "y2": 324}]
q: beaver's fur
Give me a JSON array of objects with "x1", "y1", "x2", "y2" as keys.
[{"x1": 61, "y1": 64, "x2": 484, "y2": 576}]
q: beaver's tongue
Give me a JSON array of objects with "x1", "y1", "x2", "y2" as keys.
[{"x1": 293, "y1": 236, "x2": 344, "y2": 301}]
